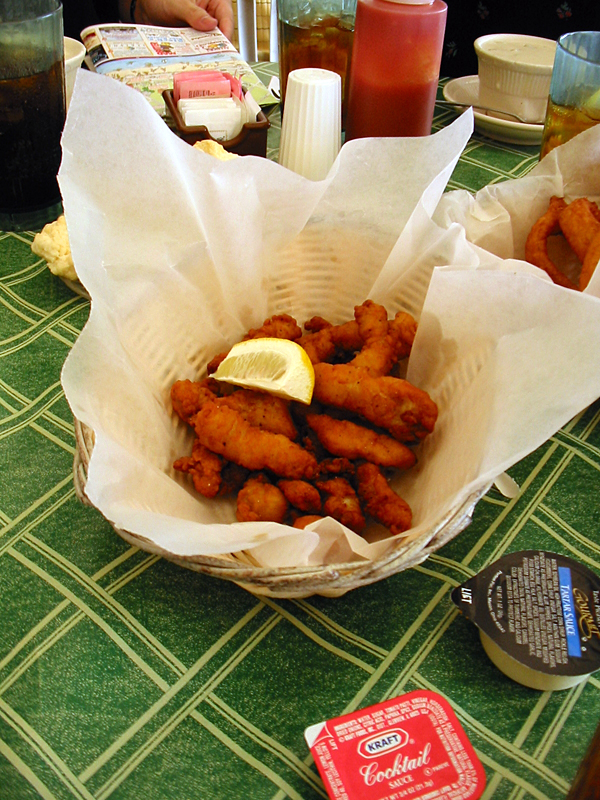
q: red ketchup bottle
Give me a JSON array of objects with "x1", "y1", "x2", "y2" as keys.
[{"x1": 345, "y1": 0, "x2": 447, "y2": 139}]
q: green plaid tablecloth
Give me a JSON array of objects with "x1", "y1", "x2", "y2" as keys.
[{"x1": 1, "y1": 65, "x2": 599, "y2": 800}]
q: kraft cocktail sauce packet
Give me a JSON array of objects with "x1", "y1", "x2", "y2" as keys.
[
  {"x1": 305, "y1": 690, "x2": 485, "y2": 800},
  {"x1": 452, "y1": 550, "x2": 600, "y2": 690}
]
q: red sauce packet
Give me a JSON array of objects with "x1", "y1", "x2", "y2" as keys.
[{"x1": 305, "y1": 690, "x2": 486, "y2": 800}]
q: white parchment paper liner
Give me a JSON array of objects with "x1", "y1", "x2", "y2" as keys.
[{"x1": 60, "y1": 71, "x2": 600, "y2": 569}]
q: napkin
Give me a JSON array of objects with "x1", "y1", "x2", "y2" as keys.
[{"x1": 60, "y1": 70, "x2": 600, "y2": 570}]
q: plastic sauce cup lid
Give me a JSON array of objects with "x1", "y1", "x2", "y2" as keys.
[
  {"x1": 305, "y1": 690, "x2": 486, "y2": 800},
  {"x1": 452, "y1": 550, "x2": 600, "y2": 690}
]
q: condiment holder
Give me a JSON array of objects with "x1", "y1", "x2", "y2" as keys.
[{"x1": 162, "y1": 89, "x2": 270, "y2": 157}]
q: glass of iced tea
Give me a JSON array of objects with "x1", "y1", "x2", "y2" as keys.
[
  {"x1": 0, "y1": 0, "x2": 66, "y2": 231},
  {"x1": 540, "y1": 31, "x2": 600, "y2": 160},
  {"x1": 277, "y1": 0, "x2": 357, "y2": 122}
]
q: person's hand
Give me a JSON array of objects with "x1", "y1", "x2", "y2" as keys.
[{"x1": 133, "y1": 0, "x2": 235, "y2": 41}]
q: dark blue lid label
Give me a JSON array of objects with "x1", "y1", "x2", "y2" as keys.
[{"x1": 558, "y1": 566, "x2": 582, "y2": 658}]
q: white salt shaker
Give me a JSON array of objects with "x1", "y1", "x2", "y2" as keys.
[{"x1": 279, "y1": 68, "x2": 342, "y2": 181}]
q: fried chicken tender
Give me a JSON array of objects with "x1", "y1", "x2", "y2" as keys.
[
  {"x1": 349, "y1": 301, "x2": 415, "y2": 376},
  {"x1": 299, "y1": 301, "x2": 415, "y2": 372},
  {"x1": 207, "y1": 314, "x2": 302, "y2": 373},
  {"x1": 524, "y1": 196, "x2": 577, "y2": 290},
  {"x1": 278, "y1": 480, "x2": 322, "y2": 512},
  {"x1": 306, "y1": 413, "x2": 417, "y2": 469},
  {"x1": 244, "y1": 313, "x2": 302, "y2": 341},
  {"x1": 194, "y1": 401, "x2": 317, "y2": 479},
  {"x1": 558, "y1": 198, "x2": 600, "y2": 263},
  {"x1": 303, "y1": 316, "x2": 333, "y2": 333},
  {"x1": 224, "y1": 390, "x2": 297, "y2": 439},
  {"x1": 316, "y1": 457, "x2": 355, "y2": 477},
  {"x1": 236, "y1": 475, "x2": 289, "y2": 523},
  {"x1": 313, "y1": 363, "x2": 438, "y2": 443},
  {"x1": 173, "y1": 440, "x2": 223, "y2": 498},
  {"x1": 293, "y1": 515, "x2": 324, "y2": 529},
  {"x1": 353, "y1": 299, "x2": 388, "y2": 343},
  {"x1": 356, "y1": 462, "x2": 412, "y2": 535},
  {"x1": 388, "y1": 311, "x2": 417, "y2": 360},
  {"x1": 171, "y1": 380, "x2": 215, "y2": 424},
  {"x1": 219, "y1": 461, "x2": 250, "y2": 496},
  {"x1": 171, "y1": 381, "x2": 297, "y2": 439},
  {"x1": 316, "y1": 477, "x2": 365, "y2": 534},
  {"x1": 349, "y1": 300, "x2": 388, "y2": 374},
  {"x1": 298, "y1": 319, "x2": 363, "y2": 364}
]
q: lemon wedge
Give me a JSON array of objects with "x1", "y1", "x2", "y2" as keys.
[{"x1": 212, "y1": 338, "x2": 315, "y2": 404}]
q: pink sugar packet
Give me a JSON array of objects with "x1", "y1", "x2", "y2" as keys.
[
  {"x1": 173, "y1": 70, "x2": 231, "y2": 102},
  {"x1": 222, "y1": 72, "x2": 243, "y2": 100}
]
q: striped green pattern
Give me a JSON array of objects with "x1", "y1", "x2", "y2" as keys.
[{"x1": 1, "y1": 68, "x2": 599, "y2": 799}]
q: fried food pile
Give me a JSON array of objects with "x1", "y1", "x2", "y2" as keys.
[
  {"x1": 170, "y1": 300, "x2": 438, "y2": 537},
  {"x1": 525, "y1": 196, "x2": 600, "y2": 291}
]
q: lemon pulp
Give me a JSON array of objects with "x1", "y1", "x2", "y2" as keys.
[{"x1": 212, "y1": 338, "x2": 315, "y2": 404}]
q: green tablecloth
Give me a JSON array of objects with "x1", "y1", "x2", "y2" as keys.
[{"x1": 1, "y1": 64, "x2": 599, "y2": 800}]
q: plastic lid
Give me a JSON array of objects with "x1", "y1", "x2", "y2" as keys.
[
  {"x1": 382, "y1": 0, "x2": 435, "y2": 4},
  {"x1": 451, "y1": 550, "x2": 600, "y2": 690},
  {"x1": 305, "y1": 690, "x2": 486, "y2": 800}
]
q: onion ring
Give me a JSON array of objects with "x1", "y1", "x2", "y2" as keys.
[
  {"x1": 558, "y1": 199, "x2": 600, "y2": 263},
  {"x1": 525, "y1": 196, "x2": 577, "y2": 290},
  {"x1": 580, "y1": 229, "x2": 600, "y2": 290}
]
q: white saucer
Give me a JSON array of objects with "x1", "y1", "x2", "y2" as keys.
[{"x1": 443, "y1": 75, "x2": 544, "y2": 145}]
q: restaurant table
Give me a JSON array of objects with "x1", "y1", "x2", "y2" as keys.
[{"x1": 1, "y1": 63, "x2": 599, "y2": 800}]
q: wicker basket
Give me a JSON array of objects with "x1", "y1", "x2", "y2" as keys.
[{"x1": 73, "y1": 418, "x2": 490, "y2": 598}]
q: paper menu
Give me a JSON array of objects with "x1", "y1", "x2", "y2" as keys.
[{"x1": 80, "y1": 23, "x2": 277, "y2": 115}]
